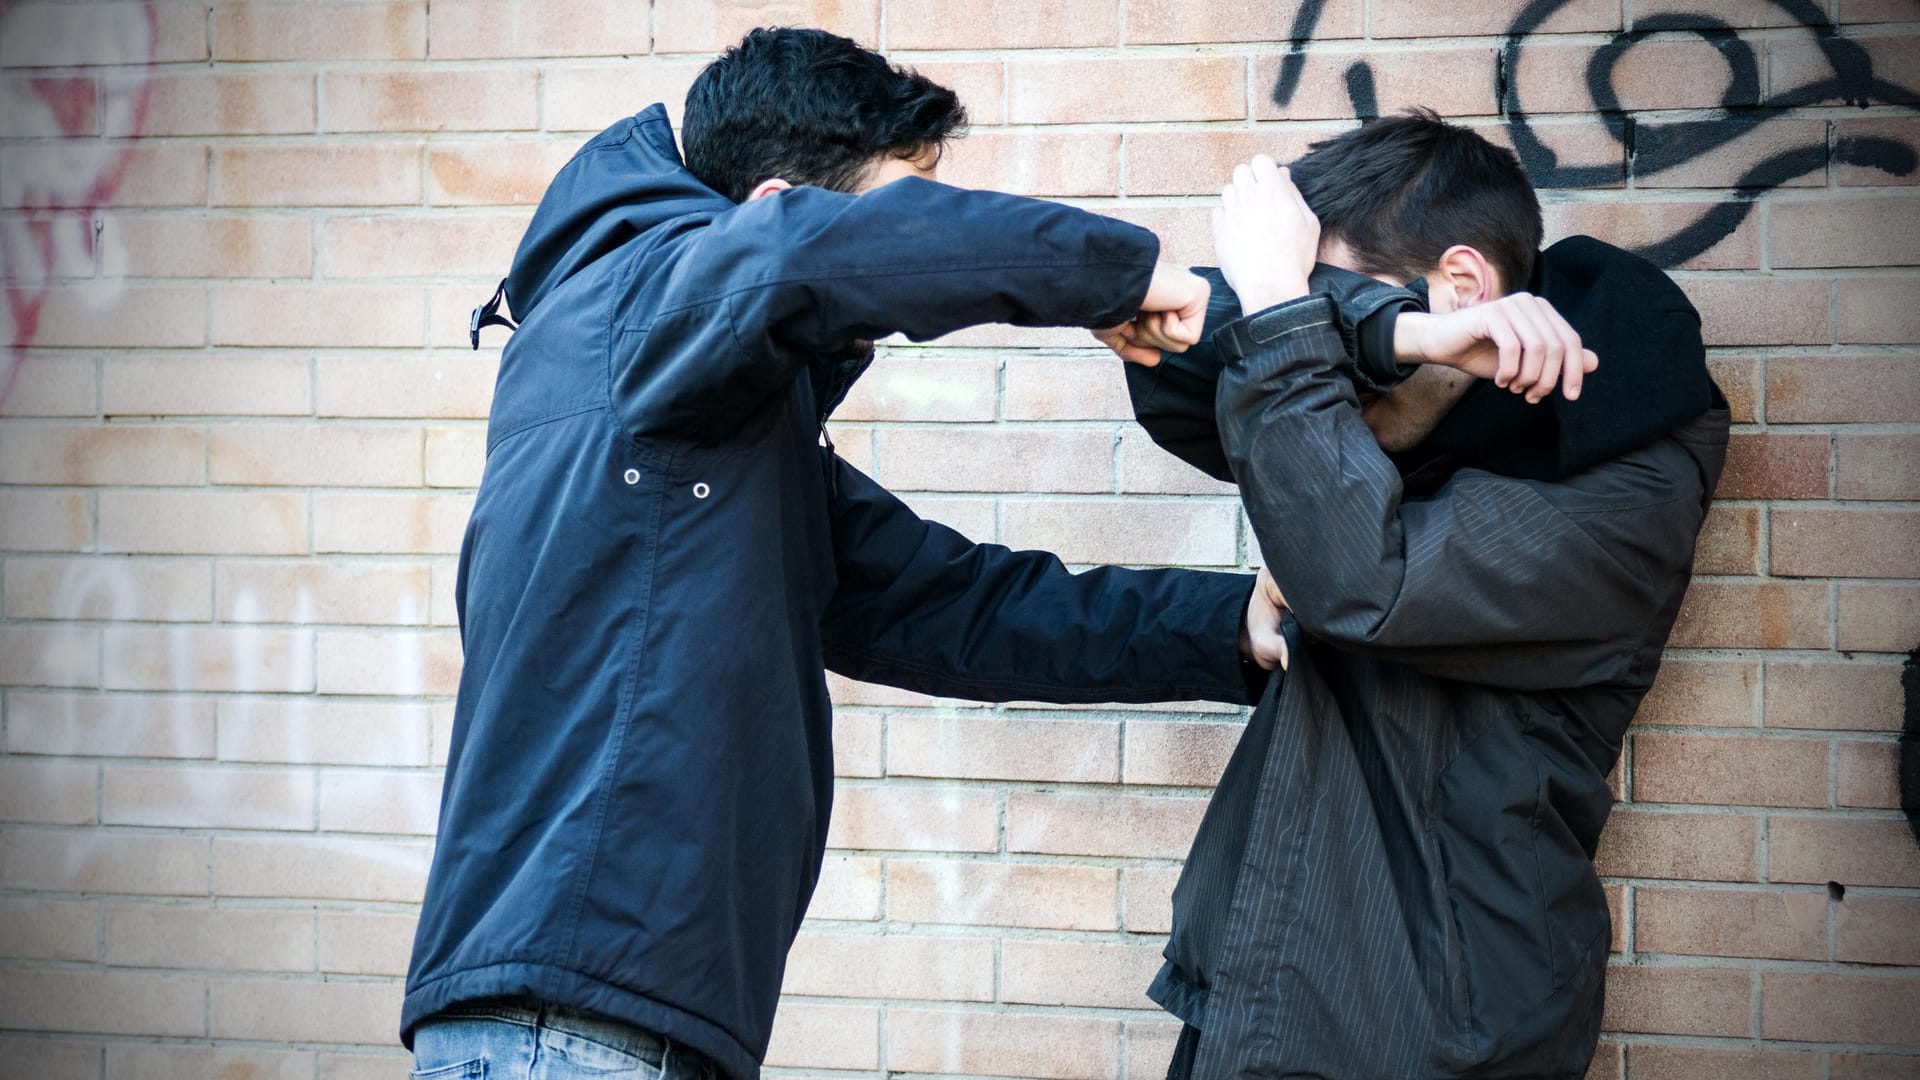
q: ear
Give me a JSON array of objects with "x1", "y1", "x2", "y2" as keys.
[
  {"x1": 746, "y1": 177, "x2": 792, "y2": 202},
  {"x1": 1432, "y1": 245, "x2": 1502, "y2": 307}
]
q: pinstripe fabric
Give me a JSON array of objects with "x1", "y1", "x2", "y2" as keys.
[{"x1": 1151, "y1": 297, "x2": 1728, "y2": 1079}]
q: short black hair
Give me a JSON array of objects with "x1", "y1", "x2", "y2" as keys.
[
  {"x1": 1290, "y1": 110, "x2": 1542, "y2": 292},
  {"x1": 682, "y1": 27, "x2": 968, "y2": 203}
]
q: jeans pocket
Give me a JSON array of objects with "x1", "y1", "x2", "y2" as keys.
[{"x1": 411, "y1": 1060, "x2": 486, "y2": 1079}]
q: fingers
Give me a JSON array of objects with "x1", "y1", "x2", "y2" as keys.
[
  {"x1": 1486, "y1": 310, "x2": 1522, "y2": 390},
  {"x1": 1509, "y1": 296, "x2": 1563, "y2": 404}
]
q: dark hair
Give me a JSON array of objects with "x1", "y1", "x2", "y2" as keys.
[
  {"x1": 681, "y1": 27, "x2": 968, "y2": 203},
  {"x1": 1290, "y1": 110, "x2": 1542, "y2": 292}
]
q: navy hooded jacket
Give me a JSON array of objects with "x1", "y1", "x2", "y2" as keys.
[{"x1": 399, "y1": 106, "x2": 1262, "y2": 1077}]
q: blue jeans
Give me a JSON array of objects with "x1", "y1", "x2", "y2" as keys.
[{"x1": 411, "y1": 999, "x2": 718, "y2": 1080}]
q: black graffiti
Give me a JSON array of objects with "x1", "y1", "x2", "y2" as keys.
[{"x1": 1269, "y1": 0, "x2": 1920, "y2": 269}]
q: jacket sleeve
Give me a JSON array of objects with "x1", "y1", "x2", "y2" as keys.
[
  {"x1": 818, "y1": 456, "x2": 1262, "y2": 706},
  {"x1": 1212, "y1": 294, "x2": 1700, "y2": 691},
  {"x1": 1127, "y1": 265, "x2": 1424, "y2": 483},
  {"x1": 628, "y1": 177, "x2": 1158, "y2": 436}
]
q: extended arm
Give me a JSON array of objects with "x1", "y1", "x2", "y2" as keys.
[{"x1": 817, "y1": 456, "x2": 1264, "y2": 706}]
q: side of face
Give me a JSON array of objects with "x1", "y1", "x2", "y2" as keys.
[{"x1": 1321, "y1": 236, "x2": 1507, "y2": 451}]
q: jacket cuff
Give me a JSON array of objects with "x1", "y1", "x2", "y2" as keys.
[
  {"x1": 1306, "y1": 263, "x2": 1427, "y2": 393},
  {"x1": 1081, "y1": 217, "x2": 1163, "y2": 329},
  {"x1": 1211, "y1": 293, "x2": 1340, "y2": 363}
]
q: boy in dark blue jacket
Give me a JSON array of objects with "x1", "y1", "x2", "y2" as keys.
[{"x1": 401, "y1": 28, "x2": 1291, "y2": 1079}]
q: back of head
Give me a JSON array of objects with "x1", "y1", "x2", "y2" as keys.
[
  {"x1": 1290, "y1": 110, "x2": 1542, "y2": 293},
  {"x1": 682, "y1": 27, "x2": 968, "y2": 203}
]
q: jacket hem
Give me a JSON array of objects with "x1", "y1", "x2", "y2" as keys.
[{"x1": 402, "y1": 961, "x2": 760, "y2": 1080}]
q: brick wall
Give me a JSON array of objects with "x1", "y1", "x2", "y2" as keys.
[{"x1": 1, "y1": 1, "x2": 1917, "y2": 1077}]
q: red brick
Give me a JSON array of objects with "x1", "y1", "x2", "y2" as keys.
[
  {"x1": 1122, "y1": 719, "x2": 1242, "y2": 786},
  {"x1": 1594, "y1": 808, "x2": 1760, "y2": 882},
  {"x1": 3, "y1": 144, "x2": 203, "y2": 209},
  {"x1": 213, "y1": 144, "x2": 423, "y2": 208},
  {"x1": 1831, "y1": 1055, "x2": 1920, "y2": 1080},
  {"x1": 1602, "y1": 964, "x2": 1754, "y2": 1036},
  {"x1": 764, "y1": 1002, "x2": 878, "y2": 1071},
  {"x1": 806, "y1": 854, "x2": 880, "y2": 921},
  {"x1": 1767, "y1": 354, "x2": 1920, "y2": 423},
  {"x1": 215, "y1": 2, "x2": 426, "y2": 61},
  {"x1": 1634, "y1": 121, "x2": 1828, "y2": 190},
  {"x1": 219, "y1": 560, "x2": 430, "y2": 626},
  {"x1": 2, "y1": 829, "x2": 207, "y2": 896},
  {"x1": 0, "y1": 897, "x2": 96, "y2": 963},
  {"x1": 885, "y1": 1008, "x2": 1119, "y2": 1079},
  {"x1": 1516, "y1": 41, "x2": 1742, "y2": 116},
  {"x1": 1838, "y1": 117, "x2": 1920, "y2": 187},
  {"x1": 429, "y1": 0, "x2": 648, "y2": 58},
  {"x1": 0, "y1": 490, "x2": 90, "y2": 552},
  {"x1": 889, "y1": 0, "x2": 1114, "y2": 48},
  {"x1": 0, "y1": 423, "x2": 205, "y2": 486},
  {"x1": 1709, "y1": 356, "x2": 1761, "y2": 423},
  {"x1": 0, "y1": 969, "x2": 205, "y2": 1037},
  {"x1": 0, "y1": 1037, "x2": 100, "y2": 1080},
  {"x1": 428, "y1": 139, "x2": 578, "y2": 206},
  {"x1": 1624, "y1": 1045, "x2": 1821, "y2": 1080},
  {"x1": 1481, "y1": 120, "x2": 1628, "y2": 189},
  {"x1": 324, "y1": 213, "x2": 528, "y2": 279},
  {"x1": 1255, "y1": 48, "x2": 1497, "y2": 121},
  {"x1": 0, "y1": 2, "x2": 208, "y2": 66},
  {"x1": 653, "y1": 0, "x2": 874, "y2": 53},
  {"x1": 1633, "y1": 886, "x2": 1826, "y2": 960},
  {"x1": 1716, "y1": 432, "x2": 1829, "y2": 499},
  {"x1": 1838, "y1": 740, "x2": 1901, "y2": 809},
  {"x1": 914, "y1": 61, "x2": 1004, "y2": 125},
  {"x1": 1010, "y1": 57, "x2": 1245, "y2": 124},
  {"x1": 1668, "y1": 582, "x2": 1829, "y2": 650},
  {"x1": 213, "y1": 284, "x2": 425, "y2": 347},
  {"x1": 889, "y1": 859, "x2": 1118, "y2": 930},
  {"x1": 1771, "y1": 35, "x2": 1920, "y2": 102},
  {"x1": 1691, "y1": 506, "x2": 1762, "y2": 576},
  {"x1": 1126, "y1": 126, "x2": 1347, "y2": 197},
  {"x1": 425, "y1": 425, "x2": 485, "y2": 489},
  {"x1": 8, "y1": 692, "x2": 213, "y2": 759},
  {"x1": 1679, "y1": 277, "x2": 1830, "y2": 347},
  {"x1": 319, "y1": 769, "x2": 442, "y2": 834},
  {"x1": 23, "y1": 285, "x2": 206, "y2": 348},
  {"x1": 782, "y1": 932, "x2": 992, "y2": 1001},
  {"x1": 1001, "y1": 498, "x2": 1239, "y2": 566},
  {"x1": 324, "y1": 69, "x2": 538, "y2": 133},
  {"x1": 1377, "y1": 0, "x2": 1618, "y2": 36},
  {"x1": 312, "y1": 491, "x2": 472, "y2": 555},
  {"x1": 1635, "y1": 734, "x2": 1828, "y2": 808},
  {"x1": 1002, "y1": 939, "x2": 1163, "y2": 1008},
  {"x1": 1542, "y1": 200, "x2": 1760, "y2": 271},
  {"x1": 213, "y1": 835, "x2": 428, "y2": 901},
  {"x1": 938, "y1": 132, "x2": 1120, "y2": 197},
  {"x1": 1837, "y1": 583, "x2": 1920, "y2": 653},
  {"x1": 103, "y1": 216, "x2": 313, "y2": 279},
  {"x1": 825, "y1": 785, "x2": 997, "y2": 853},
  {"x1": 1008, "y1": 792, "x2": 1207, "y2": 859},
  {"x1": 1774, "y1": 195, "x2": 1920, "y2": 269},
  {"x1": 210, "y1": 423, "x2": 422, "y2": 488},
  {"x1": 1765, "y1": 661, "x2": 1905, "y2": 732},
  {"x1": 107, "y1": 73, "x2": 313, "y2": 138},
  {"x1": 105, "y1": 904, "x2": 313, "y2": 972},
  {"x1": 316, "y1": 354, "x2": 498, "y2": 419},
  {"x1": 1836, "y1": 895, "x2": 1920, "y2": 966},
  {"x1": 1105, "y1": 203, "x2": 1212, "y2": 266},
  {"x1": 1588, "y1": 1042, "x2": 1623, "y2": 1080},
  {"x1": 832, "y1": 355, "x2": 997, "y2": 423},
  {"x1": 1634, "y1": 659, "x2": 1758, "y2": 728},
  {"x1": 1119, "y1": 427, "x2": 1240, "y2": 496},
  {"x1": 1124, "y1": 865, "x2": 1180, "y2": 933},
  {"x1": 0, "y1": 760, "x2": 97, "y2": 825},
  {"x1": 1772, "y1": 508, "x2": 1920, "y2": 578},
  {"x1": 1762, "y1": 972, "x2": 1920, "y2": 1045},
  {"x1": 107, "y1": 145, "x2": 211, "y2": 208},
  {"x1": 543, "y1": 61, "x2": 706, "y2": 132},
  {"x1": 895, "y1": 493, "x2": 998, "y2": 542},
  {"x1": 1127, "y1": 0, "x2": 1360, "y2": 44},
  {"x1": 888, "y1": 715, "x2": 1119, "y2": 782},
  {"x1": 1769, "y1": 816, "x2": 1920, "y2": 888},
  {"x1": 100, "y1": 491, "x2": 310, "y2": 556},
  {"x1": 1838, "y1": 434, "x2": 1920, "y2": 500},
  {"x1": 1837, "y1": 277, "x2": 1920, "y2": 344}
]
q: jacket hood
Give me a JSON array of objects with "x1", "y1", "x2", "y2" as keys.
[{"x1": 505, "y1": 103, "x2": 733, "y2": 320}]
